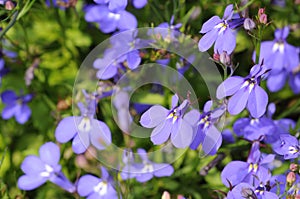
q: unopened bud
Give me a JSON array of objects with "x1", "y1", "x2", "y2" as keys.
[
  {"x1": 213, "y1": 53, "x2": 220, "y2": 61},
  {"x1": 287, "y1": 172, "x2": 296, "y2": 184},
  {"x1": 258, "y1": 8, "x2": 265, "y2": 16},
  {"x1": 75, "y1": 155, "x2": 88, "y2": 168},
  {"x1": 244, "y1": 18, "x2": 256, "y2": 30},
  {"x1": 259, "y1": 14, "x2": 268, "y2": 24},
  {"x1": 220, "y1": 51, "x2": 231, "y2": 66},
  {"x1": 290, "y1": 163, "x2": 298, "y2": 172},
  {"x1": 5, "y1": 1, "x2": 15, "y2": 10},
  {"x1": 295, "y1": 195, "x2": 300, "y2": 199},
  {"x1": 161, "y1": 191, "x2": 171, "y2": 199}
]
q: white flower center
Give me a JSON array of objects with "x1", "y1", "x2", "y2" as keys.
[
  {"x1": 108, "y1": 12, "x2": 121, "y2": 20},
  {"x1": 78, "y1": 117, "x2": 91, "y2": 133},
  {"x1": 141, "y1": 163, "x2": 154, "y2": 173},
  {"x1": 40, "y1": 164, "x2": 54, "y2": 177},
  {"x1": 272, "y1": 42, "x2": 285, "y2": 54},
  {"x1": 215, "y1": 22, "x2": 228, "y2": 34},
  {"x1": 93, "y1": 181, "x2": 108, "y2": 196}
]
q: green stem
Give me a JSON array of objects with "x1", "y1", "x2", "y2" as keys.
[
  {"x1": 0, "y1": 10, "x2": 19, "y2": 39},
  {"x1": 255, "y1": 27, "x2": 262, "y2": 64}
]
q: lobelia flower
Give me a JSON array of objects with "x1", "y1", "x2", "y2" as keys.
[
  {"x1": 254, "y1": 27, "x2": 299, "y2": 93},
  {"x1": 85, "y1": 3, "x2": 137, "y2": 33},
  {"x1": 272, "y1": 134, "x2": 300, "y2": 159},
  {"x1": 18, "y1": 142, "x2": 75, "y2": 192},
  {"x1": 190, "y1": 100, "x2": 225, "y2": 155},
  {"x1": 1, "y1": 90, "x2": 32, "y2": 124},
  {"x1": 55, "y1": 90, "x2": 112, "y2": 154},
  {"x1": 233, "y1": 103, "x2": 295, "y2": 143},
  {"x1": 94, "y1": 0, "x2": 128, "y2": 12},
  {"x1": 221, "y1": 142, "x2": 274, "y2": 187},
  {"x1": 77, "y1": 167, "x2": 118, "y2": 199},
  {"x1": 227, "y1": 167, "x2": 279, "y2": 199},
  {"x1": 131, "y1": 0, "x2": 147, "y2": 9},
  {"x1": 153, "y1": 15, "x2": 182, "y2": 41},
  {"x1": 217, "y1": 64, "x2": 269, "y2": 118},
  {"x1": 140, "y1": 94, "x2": 195, "y2": 148},
  {"x1": 121, "y1": 148, "x2": 174, "y2": 182},
  {"x1": 198, "y1": 4, "x2": 244, "y2": 54}
]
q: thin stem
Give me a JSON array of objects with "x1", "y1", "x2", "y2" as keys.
[{"x1": 0, "y1": 10, "x2": 19, "y2": 39}]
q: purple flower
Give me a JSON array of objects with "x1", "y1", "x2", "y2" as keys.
[
  {"x1": 217, "y1": 64, "x2": 269, "y2": 118},
  {"x1": 140, "y1": 94, "x2": 195, "y2": 148},
  {"x1": 198, "y1": 4, "x2": 243, "y2": 54},
  {"x1": 121, "y1": 148, "x2": 174, "y2": 182},
  {"x1": 1, "y1": 90, "x2": 32, "y2": 124},
  {"x1": 18, "y1": 142, "x2": 75, "y2": 192},
  {"x1": 272, "y1": 134, "x2": 300, "y2": 159},
  {"x1": 94, "y1": 0, "x2": 128, "y2": 12},
  {"x1": 221, "y1": 142, "x2": 274, "y2": 187},
  {"x1": 55, "y1": 91, "x2": 112, "y2": 154},
  {"x1": 77, "y1": 167, "x2": 118, "y2": 198},
  {"x1": 131, "y1": 0, "x2": 147, "y2": 9},
  {"x1": 190, "y1": 100, "x2": 225, "y2": 155},
  {"x1": 254, "y1": 27, "x2": 300, "y2": 93},
  {"x1": 113, "y1": 91, "x2": 132, "y2": 133},
  {"x1": 85, "y1": 4, "x2": 137, "y2": 33},
  {"x1": 256, "y1": 27, "x2": 299, "y2": 73},
  {"x1": 154, "y1": 15, "x2": 182, "y2": 40},
  {"x1": 227, "y1": 182, "x2": 278, "y2": 199}
]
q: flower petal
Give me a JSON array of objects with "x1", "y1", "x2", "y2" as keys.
[
  {"x1": 228, "y1": 88, "x2": 250, "y2": 115},
  {"x1": 127, "y1": 50, "x2": 141, "y2": 70},
  {"x1": 150, "y1": 120, "x2": 172, "y2": 145},
  {"x1": 202, "y1": 125, "x2": 222, "y2": 155},
  {"x1": 118, "y1": 10, "x2": 137, "y2": 30},
  {"x1": 221, "y1": 161, "x2": 249, "y2": 187},
  {"x1": 171, "y1": 119, "x2": 193, "y2": 148},
  {"x1": 140, "y1": 105, "x2": 168, "y2": 128},
  {"x1": 15, "y1": 104, "x2": 31, "y2": 124},
  {"x1": 18, "y1": 175, "x2": 47, "y2": 190},
  {"x1": 247, "y1": 85, "x2": 268, "y2": 118},
  {"x1": 55, "y1": 116, "x2": 79, "y2": 143},
  {"x1": 77, "y1": 174, "x2": 100, "y2": 197},
  {"x1": 153, "y1": 164, "x2": 174, "y2": 177},
  {"x1": 21, "y1": 155, "x2": 45, "y2": 175},
  {"x1": 267, "y1": 71, "x2": 287, "y2": 92},
  {"x1": 39, "y1": 142, "x2": 60, "y2": 167},
  {"x1": 216, "y1": 76, "x2": 244, "y2": 99},
  {"x1": 72, "y1": 134, "x2": 88, "y2": 154},
  {"x1": 90, "y1": 120, "x2": 112, "y2": 150},
  {"x1": 1, "y1": 90, "x2": 17, "y2": 104},
  {"x1": 223, "y1": 4, "x2": 233, "y2": 20},
  {"x1": 200, "y1": 16, "x2": 222, "y2": 33},
  {"x1": 198, "y1": 28, "x2": 218, "y2": 52}
]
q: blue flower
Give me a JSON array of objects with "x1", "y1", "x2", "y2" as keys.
[
  {"x1": 272, "y1": 134, "x2": 300, "y2": 159},
  {"x1": 140, "y1": 94, "x2": 195, "y2": 148},
  {"x1": 217, "y1": 64, "x2": 269, "y2": 118},
  {"x1": 198, "y1": 4, "x2": 244, "y2": 54},
  {"x1": 190, "y1": 100, "x2": 225, "y2": 155},
  {"x1": 121, "y1": 148, "x2": 174, "y2": 182},
  {"x1": 18, "y1": 142, "x2": 75, "y2": 192},
  {"x1": 254, "y1": 27, "x2": 300, "y2": 93},
  {"x1": 221, "y1": 142, "x2": 274, "y2": 187},
  {"x1": 55, "y1": 91, "x2": 112, "y2": 154},
  {"x1": 94, "y1": 0, "x2": 128, "y2": 12},
  {"x1": 77, "y1": 167, "x2": 118, "y2": 199},
  {"x1": 131, "y1": 0, "x2": 147, "y2": 9},
  {"x1": 85, "y1": 4, "x2": 137, "y2": 33},
  {"x1": 1, "y1": 90, "x2": 32, "y2": 124}
]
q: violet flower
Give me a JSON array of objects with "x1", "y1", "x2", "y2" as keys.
[
  {"x1": 198, "y1": 4, "x2": 244, "y2": 54},
  {"x1": 77, "y1": 167, "x2": 118, "y2": 198},
  {"x1": 55, "y1": 91, "x2": 112, "y2": 154},
  {"x1": 85, "y1": 4, "x2": 137, "y2": 33},
  {"x1": 140, "y1": 94, "x2": 195, "y2": 148},
  {"x1": 272, "y1": 134, "x2": 300, "y2": 159},
  {"x1": 131, "y1": 0, "x2": 147, "y2": 9},
  {"x1": 254, "y1": 27, "x2": 299, "y2": 93},
  {"x1": 121, "y1": 148, "x2": 174, "y2": 182},
  {"x1": 94, "y1": 0, "x2": 128, "y2": 12},
  {"x1": 190, "y1": 100, "x2": 225, "y2": 155},
  {"x1": 221, "y1": 142, "x2": 274, "y2": 187},
  {"x1": 1, "y1": 90, "x2": 32, "y2": 124},
  {"x1": 18, "y1": 142, "x2": 75, "y2": 192},
  {"x1": 217, "y1": 64, "x2": 269, "y2": 118}
]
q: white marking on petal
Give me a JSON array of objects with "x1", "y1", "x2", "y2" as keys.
[
  {"x1": 40, "y1": 164, "x2": 54, "y2": 177},
  {"x1": 272, "y1": 42, "x2": 285, "y2": 54},
  {"x1": 78, "y1": 117, "x2": 91, "y2": 133},
  {"x1": 93, "y1": 181, "x2": 108, "y2": 196}
]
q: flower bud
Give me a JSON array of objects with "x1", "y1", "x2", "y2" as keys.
[
  {"x1": 244, "y1": 18, "x2": 256, "y2": 30},
  {"x1": 290, "y1": 163, "x2": 298, "y2": 172},
  {"x1": 295, "y1": 195, "x2": 300, "y2": 199},
  {"x1": 220, "y1": 51, "x2": 231, "y2": 66},
  {"x1": 287, "y1": 172, "x2": 296, "y2": 184},
  {"x1": 213, "y1": 53, "x2": 220, "y2": 61},
  {"x1": 161, "y1": 191, "x2": 171, "y2": 199},
  {"x1": 259, "y1": 14, "x2": 268, "y2": 24},
  {"x1": 5, "y1": 1, "x2": 15, "y2": 10}
]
